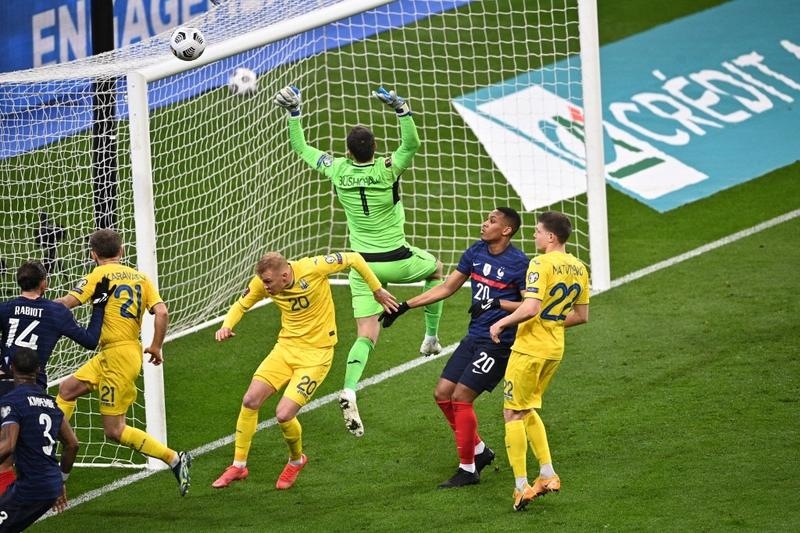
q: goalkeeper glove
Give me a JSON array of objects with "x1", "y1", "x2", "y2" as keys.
[
  {"x1": 275, "y1": 85, "x2": 301, "y2": 116},
  {"x1": 373, "y1": 87, "x2": 411, "y2": 116},
  {"x1": 468, "y1": 298, "x2": 500, "y2": 319},
  {"x1": 378, "y1": 301, "x2": 410, "y2": 328},
  {"x1": 91, "y1": 276, "x2": 116, "y2": 307}
]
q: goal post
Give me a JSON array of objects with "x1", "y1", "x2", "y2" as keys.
[
  {"x1": 578, "y1": 0, "x2": 611, "y2": 292},
  {"x1": 0, "y1": 0, "x2": 609, "y2": 468}
]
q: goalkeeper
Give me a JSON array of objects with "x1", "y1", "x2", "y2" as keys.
[{"x1": 275, "y1": 84, "x2": 444, "y2": 438}]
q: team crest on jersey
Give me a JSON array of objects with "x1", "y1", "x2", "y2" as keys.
[
  {"x1": 299, "y1": 279, "x2": 309, "y2": 290},
  {"x1": 482, "y1": 263, "x2": 492, "y2": 277},
  {"x1": 71, "y1": 278, "x2": 88, "y2": 294},
  {"x1": 497, "y1": 267, "x2": 505, "y2": 279},
  {"x1": 317, "y1": 154, "x2": 334, "y2": 168},
  {"x1": 324, "y1": 253, "x2": 343, "y2": 264}
]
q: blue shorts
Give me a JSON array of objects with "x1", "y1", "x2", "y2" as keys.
[
  {"x1": 0, "y1": 486, "x2": 56, "y2": 532},
  {"x1": 440, "y1": 335, "x2": 511, "y2": 394}
]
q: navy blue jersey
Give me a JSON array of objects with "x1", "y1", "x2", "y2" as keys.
[
  {"x1": 457, "y1": 240, "x2": 529, "y2": 344},
  {"x1": 0, "y1": 297, "x2": 103, "y2": 389},
  {"x1": 0, "y1": 384, "x2": 64, "y2": 501}
]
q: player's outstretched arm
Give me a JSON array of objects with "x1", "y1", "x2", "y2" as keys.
[{"x1": 379, "y1": 302, "x2": 410, "y2": 328}]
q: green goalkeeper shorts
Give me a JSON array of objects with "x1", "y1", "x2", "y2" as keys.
[{"x1": 348, "y1": 246, "x2": 438, "y2": 318}]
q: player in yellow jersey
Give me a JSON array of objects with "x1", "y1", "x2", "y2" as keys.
[
  {"x1": 54, "y1": 229, "x2": 192, "y2": 496},
  {"x1": 212, "y1": 251, "x2": 397, "y2": 490},
  {"x1": 489, "y1": 211, "x2": 590, "y2": 512}
]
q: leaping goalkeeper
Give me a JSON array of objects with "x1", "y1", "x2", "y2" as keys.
[{"x1": 275, "y1": 84, "x2": 444, "y2": 438}]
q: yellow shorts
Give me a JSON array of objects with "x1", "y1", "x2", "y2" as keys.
[
  {"x1": 253, "y1": 342, "x2": 333, "y2": 407},
  {"x1": 73, "y1": 342, "x2": 142, "y2": 416},
  {"x1": 502, "y1": 350, "x2": 561, "y2": 411}
]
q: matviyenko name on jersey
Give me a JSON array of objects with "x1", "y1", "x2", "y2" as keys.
[{"x1": 452, "y1": 0, "x2": 800, "y2": 212}]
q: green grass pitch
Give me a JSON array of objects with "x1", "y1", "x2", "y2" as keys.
[{"x1": 19, "y1": 0, "x2": 800, "y2": 531}]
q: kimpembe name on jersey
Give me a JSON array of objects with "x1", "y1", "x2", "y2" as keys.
[{"x1": 27, "y1": 395, "x2": 56, "y2": 409}]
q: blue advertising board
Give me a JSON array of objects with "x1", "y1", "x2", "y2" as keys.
[{"x1": 453, "y1": 0, "x2": 800, "y2": 211}]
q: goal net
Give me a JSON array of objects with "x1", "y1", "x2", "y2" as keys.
[{"x1": 0, "y1": 0, "x2": 607, "y2": 467}]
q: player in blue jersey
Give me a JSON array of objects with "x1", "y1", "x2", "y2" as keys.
[
  {"x1": 0, "y1": 347, "x2": 79, "y2": 531},
  {"x1": 0, "y1": 260, "x2": 110, "y2": 494},
  {"x1": 379, "y1": 208, "x2": 529, "y2": 487}
]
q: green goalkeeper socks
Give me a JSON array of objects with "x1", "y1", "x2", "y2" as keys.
[
  {"x1": 423, "y1": 279, "x2": 444, "y2": 336},
  {"x1": 343, "y1": 336, "x2": 374, "y2": 391}
]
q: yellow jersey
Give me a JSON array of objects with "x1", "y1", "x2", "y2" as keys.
[
  {"x1": 67, "y1": 263, "x2": 163, "y2": 348},
  {"x1": 223, "y1": 252, "x2": 381, "y2": 349},
  {"x1": 511, "y1": 251, "x2": 590, "y2": 360}
]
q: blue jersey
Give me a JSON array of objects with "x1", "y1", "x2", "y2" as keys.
[
  {"x1": 0, "y1": 384, "x2": 64, "y2": 500},
  {"x1": 0, "y1": 297, "x2": 103, "y2": 389},
  {"x1": 457, "y1": 240, "x2": 529, "y2": 344}
]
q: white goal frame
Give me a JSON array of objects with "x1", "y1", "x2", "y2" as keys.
[
  {"x1": 132, "y1": 0, "x2": 609, "y2": 468},
  {"x1": 0, "y1": 0, "x2": 609, "y2": 471}
]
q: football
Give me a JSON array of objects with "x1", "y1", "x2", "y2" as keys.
[
  {"x1": 170, "y1": 26, "x2": 206, "y2": 61},
  {"x1": 228, "y1": 67, "x2": 259, "y2": 96}
]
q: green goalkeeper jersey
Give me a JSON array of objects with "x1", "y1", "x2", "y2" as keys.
[{"x1": 288, "y1": 115, "x2": 420, "y2": 254}]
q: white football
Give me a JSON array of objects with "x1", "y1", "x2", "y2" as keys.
[
  {"x1": 170, "y1": 27, "x2": 206, "y2": 61},
  {"x1": 228, "y1": 67, "x2": 259, "y2": 96}
]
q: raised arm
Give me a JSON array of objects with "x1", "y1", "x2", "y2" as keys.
[
  {"x1": 373, "y1": 87, "x2": 420, "y2": 173},
  {"x1": 275, "y1": 85, "x2": 334, "y2": 174}
]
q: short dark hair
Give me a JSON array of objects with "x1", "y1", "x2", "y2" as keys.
[
  {"x1": 538, "y1": 211, "x2": 572, "y2": 244},
  {"x1": 16, "y1": 260, "x2": 47, "y2": 291},
  {"x1": 89, "y1": 229, "x2": 123, "y2": 259},
  {"x1": 347, "y1": 126, "x2": 376, "y2": 163},
  {"x1": 11, "y1": 347, "x2": 39, "y2": 375},
  {"x1": 495, "y1": 207, "x2": 522, "y2": 237}
]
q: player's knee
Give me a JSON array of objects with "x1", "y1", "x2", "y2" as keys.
[
  {"x1": 275, "y1": 406, "x2": 298, "y2": 423},
  {"x1": 103, "y1": 425, "x2": 124, "y2": 442},
  {"x1": 241, "y1": 395, "x2": 263, "y2": 410},
  {"x1": 433, "y1": 388, "x2": 449, "y2": 403}
]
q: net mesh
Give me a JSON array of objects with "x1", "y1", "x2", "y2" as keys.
[{"x1": 0, "y1": 0, "x2": 592, "y2": 466}]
